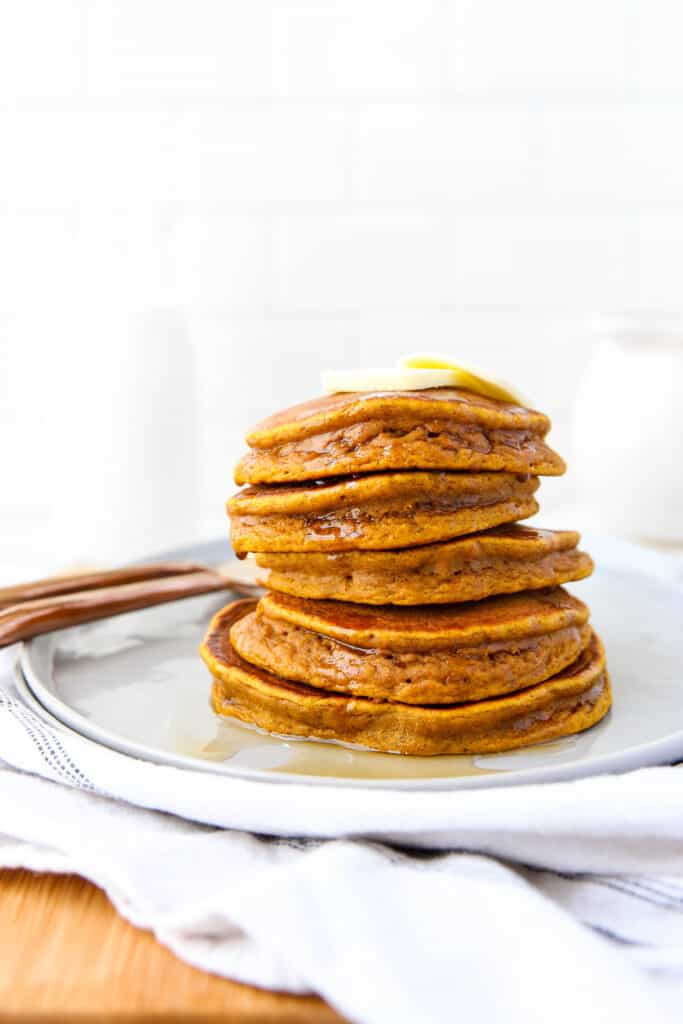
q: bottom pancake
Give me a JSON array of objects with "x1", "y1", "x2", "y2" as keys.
[{"x1": 200, "y1": 601, "x2": 611, "y2": 756}]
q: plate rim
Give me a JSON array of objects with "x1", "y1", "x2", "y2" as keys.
[{"x1": 18, "y1": 647, "x2": 683, "y2": 795}]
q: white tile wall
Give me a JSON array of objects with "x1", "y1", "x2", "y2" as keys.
[
  {"x1": 448, "y1": 214, "x2": 631, "y2": 310},
  {"x1": 187, "y1": 109, "x2": 348, "y2": 204},
  {"x1": 0, "y1": 210, "x2": 82, "y2": 311},
  {"x1": 271, "y1": 1, "x2": 445, "y2": 98},
  {"x1": 171, "y1": 212, "x2": 272, "y2": 311},
  {"x1": 273, "y1": 213, "x2": 458, "y2": 309},
  {"x1": 0, "y1": 2, "x2": 85, "y2": 101},
  {"x1": 631, "y1": 0, "x2": 683, "y2": 92},
  {"x1": 535, "y1": 110, "x2": 630, "y2": 206},
  {"x1": 630, "y1": 214, "x2": 683, "y2": 309},
  {"x1": 622, "y1": 109, "x2": 683, "y2": 204},
  {"x1": 1, "y1": 0, "x2": 682, "y2": 573},
  {"x1": 85, "y1": 0, "x2": 276, "y2": 99},
  {"x1": 350, "y1": 106, "x2": 536, "y2": 205},
  {"x1": 445, "y1": 0, "x2": 630, "y2": 95}
]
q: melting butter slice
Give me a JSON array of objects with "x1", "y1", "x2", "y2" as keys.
[
  {"x1": 322, "y1": 367, "x2": 460, "y2": 393},
  {"x1": 399, "y1": 353, "x2": 525, "y2": 405}
]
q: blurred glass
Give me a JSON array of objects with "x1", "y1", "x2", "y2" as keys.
[
  {"x1": 47, "y1": 308, "x2": 199, "y2": 566},
  {"x1": 573, "y1": 317, "x2": 682, "y2": 543}
]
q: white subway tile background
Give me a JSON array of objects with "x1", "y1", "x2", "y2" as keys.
[{"x1": 1, "y1": 0, "x2": 682, "y2": 575}]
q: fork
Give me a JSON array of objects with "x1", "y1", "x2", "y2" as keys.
[{"x1": 0, "y1": 559, "x2": 261, "y2": 647}]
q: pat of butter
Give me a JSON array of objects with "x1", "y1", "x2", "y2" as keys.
[
  {"x1": 398, "y1": 353, "x2": 525, "y2": 405},
  {"x1": 321, "y1": 367, "x2": 460, "y2": 393}
]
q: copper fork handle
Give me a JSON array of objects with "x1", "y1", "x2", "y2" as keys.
[
  {"x1": 0, "y1": 561, "x2": 210, "y2": 610},
  {"x1": 0, "y1": 570, "x2": 229, "y2": 647}
]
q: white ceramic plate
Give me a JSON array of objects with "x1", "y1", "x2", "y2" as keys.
[{"x1": 19, "y1": 536, "x2": 683, "y2": 790}]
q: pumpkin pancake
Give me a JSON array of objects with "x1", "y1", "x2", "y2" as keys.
[
  {"x1": 200, "y1": 601, "x2": 611, "y2": 756},
  {"x1": 228, "y1": 471, "x2": 540, "y2": 555},
  {"x1": 255, "y1": 525, "x2": 594, "y2": 605},
  {"x1": 230, "y1": 588, "x2": 591, "y2": 704},
  {"x1": 234, "y1": 389, "x2": 565, "y2": 485}
]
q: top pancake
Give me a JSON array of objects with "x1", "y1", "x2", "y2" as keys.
[{"x1": 234, "y1": 388, "x2": 565, "y2": 484}]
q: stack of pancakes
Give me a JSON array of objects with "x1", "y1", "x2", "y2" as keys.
[{"x1": 201, "y1": 388, "x2": 611, "y2": 755}]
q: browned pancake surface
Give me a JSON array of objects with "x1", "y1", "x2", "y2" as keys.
[
  {"x1": 228, "y1": 471, "x2": 540, "y2": 554},
  {"x1": 230, "y1": 590, "x2": 592, "y2": 703},
  {"x1": 256, "y1": 525, "x2": 594, "y2": 604},
  {"x1": 200, "y1": 601, "x2": 611, "y2": 756},
  {"x1": 235, "y1": 389, "x2": 565, "y2": 484},
  {"x1": 258, "y1": 587, "x2": 589, "y2": 649}
]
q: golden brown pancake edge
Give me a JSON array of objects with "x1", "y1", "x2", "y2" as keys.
[
  {"x1": 257, "y1": 587, "x2": 589, "y2": 650},
  {"x1": 245, "y1": 389, "x2": 550, "y2": 446},
  {"x1": 228, "y1": 472, "x2": 541, "y2": 555},
  {"x1": 255, "y1": 525, "x2": 594, "y2": 604},
  {"x1": 230, "y1": 604, "x2": 593, "y2": 704},
  {"x1": 200, "y1": 601, "x2": 611, "y2": 756},
  {"x1": 235, "y1": 389, "x2": 565, "y2": 484}
]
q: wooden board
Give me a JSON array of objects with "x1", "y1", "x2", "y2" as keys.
[{"x1": 0, "y1": 870, "x2": 344, "y2": 1023}]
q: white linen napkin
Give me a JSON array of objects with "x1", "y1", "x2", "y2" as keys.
[{"x1": 2, "y1": 642, "x2": 683, "y2": 1024}]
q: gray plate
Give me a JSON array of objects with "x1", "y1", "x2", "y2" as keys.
[{"x1": 19, "y1": 536, "x2": 683, "y2": 790}]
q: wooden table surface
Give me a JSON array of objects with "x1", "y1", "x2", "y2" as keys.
[{"x1": 0, "y1": 869, "x2": 343, "y2": 1023}]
